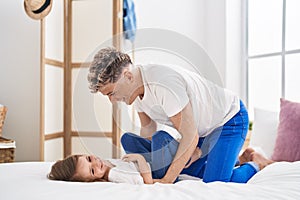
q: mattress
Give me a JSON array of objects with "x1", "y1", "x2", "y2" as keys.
[{"x1": 1, "y1": 161, "x2": 300, "y2": 200}]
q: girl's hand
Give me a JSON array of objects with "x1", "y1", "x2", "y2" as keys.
[
  {"x1": 122, "y1": 154, "x2": 153, "y2": 184},
  {"x1": 122, "y1": 154, "x2": 144, "y2": 163}
]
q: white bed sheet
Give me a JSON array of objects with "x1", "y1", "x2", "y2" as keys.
[{"x1": 1, "y1": 161, "x2": 299, "y2": 200}]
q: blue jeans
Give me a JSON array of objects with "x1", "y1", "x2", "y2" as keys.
[
  {"x1": 182, "y1": 100, "x2": 257, "y2": 183},
  {"x1": 121, "y1": 101, "x2": 257, "y2": 183},
  {"x1": 121, "y1": 130, "x2": 179, "y2": 179}
]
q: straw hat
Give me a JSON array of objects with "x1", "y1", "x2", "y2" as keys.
[{"x1": 24, "y1": 0, "x2": 53, "y2": 20}]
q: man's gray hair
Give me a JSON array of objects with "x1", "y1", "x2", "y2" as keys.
[{"x1": 87, "y1": 47, "x2": 132, "y2": 93}]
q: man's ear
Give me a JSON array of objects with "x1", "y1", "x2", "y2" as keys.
[{"x1": 123, "y1": 71, "x2": 133, "y2": 82}]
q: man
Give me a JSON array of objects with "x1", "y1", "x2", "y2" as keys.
[{"x1": 87, "y1": 47, "x2": 273, "y2": 183}]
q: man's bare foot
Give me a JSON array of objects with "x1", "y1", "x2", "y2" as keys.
[
  {"x1": 250, "y1": 152, "x2": 274, "y2": 170},
  {"x1": 185, "y1": 147, "x2": 202, "y2": 168},
  {"x1": 239, "y1": 147, "x2": 255, "y2": 165}
]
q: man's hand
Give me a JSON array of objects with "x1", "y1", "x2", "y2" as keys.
[{"x1": 153, "y1": 178, "x2": 173, "y2": 184}]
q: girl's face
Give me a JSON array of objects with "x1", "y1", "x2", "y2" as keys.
[{"x1": 75, "y1": 155, "x2": 108, "y2": 182}]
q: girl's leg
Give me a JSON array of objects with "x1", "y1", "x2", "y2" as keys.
[
  {"x1": 121, "y1": 132, "x2": 152, "y2": 162},
  {"x1": 151, "y1": 130, "x2": 179, "y2": 179}
]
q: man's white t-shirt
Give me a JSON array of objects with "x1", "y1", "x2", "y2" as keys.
[
  {"x1": 107, "y1": 159, "x2": 149, "y2": 185},
  {"x1": 134, "y1": 64, "x2": 240, "y2": 137}
]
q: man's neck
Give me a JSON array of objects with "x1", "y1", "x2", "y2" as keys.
[{"x1": 133, "y1": 66, "x2": 145, "y2": 100}]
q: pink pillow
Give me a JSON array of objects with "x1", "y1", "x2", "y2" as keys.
[{"x1": 271, "y1": 98, "x2": 300, "y2": 161}]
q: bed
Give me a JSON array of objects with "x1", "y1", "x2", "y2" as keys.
[{"x1": 1, "y1": 161, "x2": 299, "y2": 200}]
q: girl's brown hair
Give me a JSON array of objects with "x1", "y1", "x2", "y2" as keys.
[{"x1": 48, "y1": 155, "x2": 81, "y2": 181}]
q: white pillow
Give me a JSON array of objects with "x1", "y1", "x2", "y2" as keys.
[
  {"x1": 249, "y1": 108, "x2": 279, "y2": 159},
  {"x1": 248, "y1": 161, "x2": 300, "y2": 184}
]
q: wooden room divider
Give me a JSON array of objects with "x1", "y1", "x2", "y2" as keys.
[{"x1": 40, "y1": 0, "x2": 123, "y2": 160}]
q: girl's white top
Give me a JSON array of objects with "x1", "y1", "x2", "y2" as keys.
[{"x1": 108, "y1": 159, "x2": 150, "y2": 185}]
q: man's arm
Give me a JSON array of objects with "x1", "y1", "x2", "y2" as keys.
[
  {"x1": 156, "y1": 102, "x2": 199, "y2": 183},
  {"x1": 122, "y1": 154, "x2": 153, "y2": 184},
  {"x1": 138, "y1": 112, "x2": 157, "y2": 139}
]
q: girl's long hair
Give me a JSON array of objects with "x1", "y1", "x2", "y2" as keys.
[{"x1": 47, "y1": 155, "x2": 80, "y2": 181}]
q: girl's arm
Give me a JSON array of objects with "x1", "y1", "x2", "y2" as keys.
[{"x1": 122, "y1": 154, "x2": 153, "y2": 184}]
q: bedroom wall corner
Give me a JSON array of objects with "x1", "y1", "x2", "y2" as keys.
[{"x1": 0, "y1": 1, "x2": 40, "y2": 161}]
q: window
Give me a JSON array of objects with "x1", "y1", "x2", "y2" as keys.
[{"x1": 246, "y1": 0, "x2": 300, "y2": 119}]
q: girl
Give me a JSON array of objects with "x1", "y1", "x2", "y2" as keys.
[
  {"x1": 48, "y1": 153, "x2": 153, "y2": 184},
  {"x1": 48, "y1": 130, "x2": 201, "y2": 184}
]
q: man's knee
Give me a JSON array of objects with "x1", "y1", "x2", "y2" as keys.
[
  {"x1": 121, "y1": 132, "x2": 136, "y2": 146},
  {"x1": 152, "y1": 130, "x2": 172, "y2": 141}
]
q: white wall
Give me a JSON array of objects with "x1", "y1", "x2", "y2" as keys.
[
  {"x1": 0, "y1": 1, "x2": 40, "y2": 161},
  {"x1": 135, "y1": 0, "x2": 206, "y2": 44},
  {"x1": 226, "y1": 0, "x2": 245, "y2": 101},
  {"x1": 134, "y1": 0, "x2": 243, "y2": 96},
  {"x1": 200, "y1": 0, "x2": 226, "y2": 85}
]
